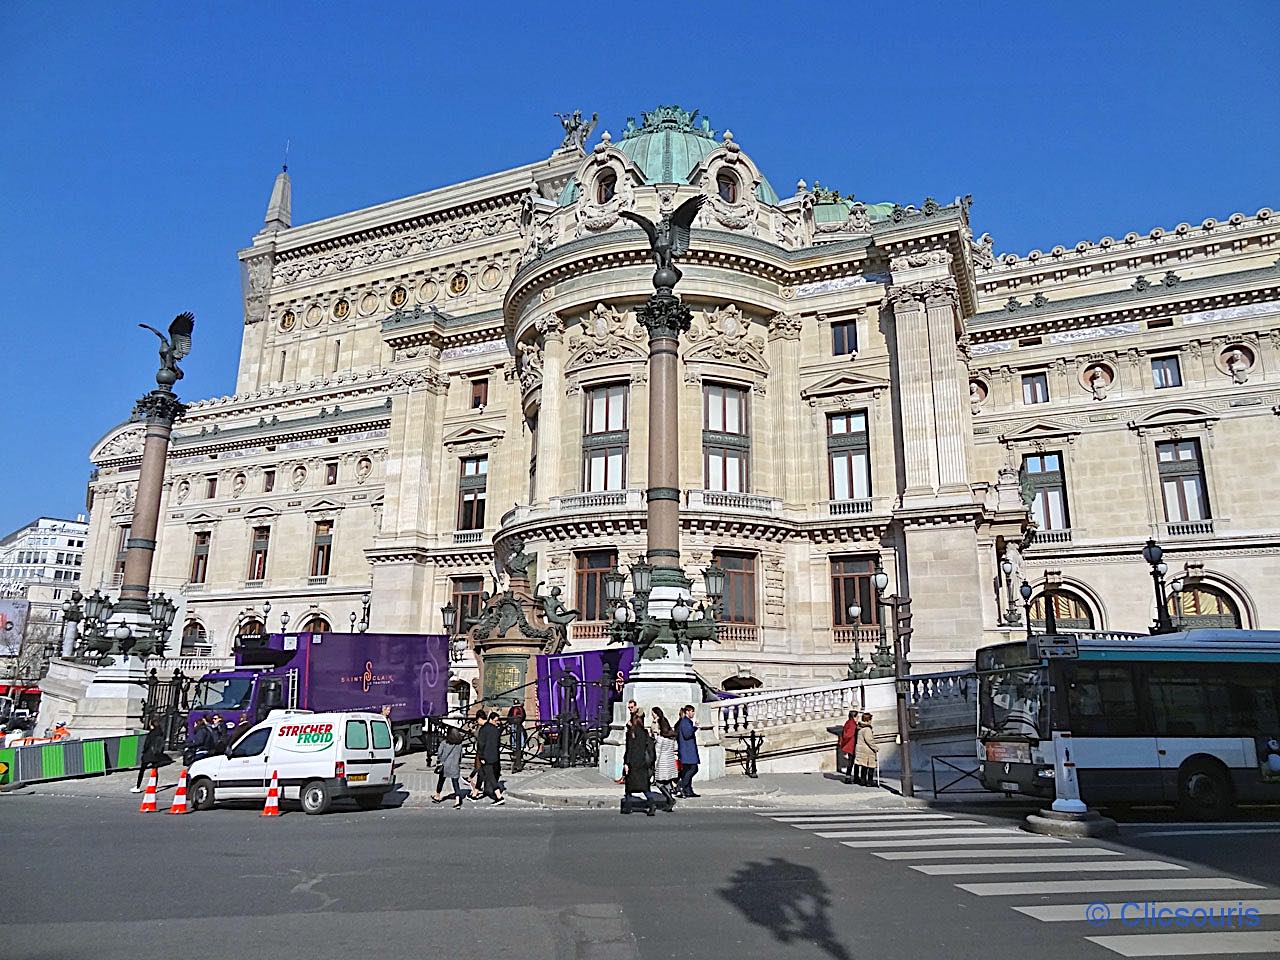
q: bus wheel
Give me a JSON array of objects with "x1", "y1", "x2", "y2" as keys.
[{"x1": 1178, "y1": 761, "x2": 1233, "y2": 821}]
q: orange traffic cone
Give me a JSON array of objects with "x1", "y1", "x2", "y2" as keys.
[
  {"x1": 262, "y1": 769, "x2": 281, "y2": 817},
  {"x1": 138, "y1": 768, "x2": 159, "y2": 813},
  {"x1": 167, "y1": 767, "x2": 190, "y2": 814}
]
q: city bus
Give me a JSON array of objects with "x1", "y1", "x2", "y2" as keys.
[{"x1": 976, "y1": 629, "x2": 1280, "y2": 819}]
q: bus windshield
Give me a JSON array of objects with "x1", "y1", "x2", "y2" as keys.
[
  {"x1": 191, "y1": 676, "x2": 253, "y2": 711},
  {"x1": 978, "y1": 644, "x2": 1049, "y2": 741}
]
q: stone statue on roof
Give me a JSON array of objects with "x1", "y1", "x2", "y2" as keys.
[{"x1": 555, "y1": 110, "x2": 598, "y2": 152}]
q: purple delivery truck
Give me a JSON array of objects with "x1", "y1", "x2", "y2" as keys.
[{"x1": 187, "y1": 632, "x2": 449, "y2": 754}]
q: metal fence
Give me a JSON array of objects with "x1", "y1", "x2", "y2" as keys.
[
  {"x1": 0, "y1": 733, "x2": 143, "y2": 786},
  {"x1": 143, "y1": 669, "x2": 193, "y2": 750}
]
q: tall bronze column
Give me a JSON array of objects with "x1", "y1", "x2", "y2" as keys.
[{"x1": 639, "y1": 293, "x2": 691, "y2": 575}]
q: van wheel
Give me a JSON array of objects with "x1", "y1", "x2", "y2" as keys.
[
  {"x1": 354, "y1": 792, "x2": 386, "y2": 810},
  {"x1": 1178, "y1": 760, "x2": 1233, "y2": 821},
  {"x1": 392, "y1": 728, "x2": 410, "y2": 755},
  {"x1": 191, "y1": 778, "x2": 215, "y2": 811},
  {"x1": 301, "y1": 780, "x2": 333, "y2": 815}
]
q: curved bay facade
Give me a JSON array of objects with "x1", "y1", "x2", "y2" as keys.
[{"x1": 84, "y1": 106, "x2": 1280, "y2": 685}]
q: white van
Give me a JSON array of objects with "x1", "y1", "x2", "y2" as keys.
[{"x1": 187, "y1": 710, "x2": 395, "y2": 814}]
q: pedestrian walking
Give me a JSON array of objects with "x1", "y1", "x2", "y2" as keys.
[
  {"x1": 475, "y1": 709, "x2": 506, "y2": 804},
  {"x1": 854, "y1": 712, "x2": 879, "y2": 786},
  {"x1": 675, "y1": 704, "x2": 701, "y2": 798},
  {"x1": 651, "y1": 707, "x2": 678, "y2": 805},
  {"x1": 183, "y1": 715, "x2": 215, "y2": 767},
  {"x1": 622, "y1": 710, "x2": 656, "y2": 816},
  {"x1": 208, "y1": 714, "x2": 229, "y2": 755},
  {"x1": 839, "y1": 710, "x2": 859, "y2": 784},
  {"x1": 132, "y1": 719, "x2": 169, "y2": 793},
  {"x1": 431, "y1": 726, "x2": 467, "y2": 808}
]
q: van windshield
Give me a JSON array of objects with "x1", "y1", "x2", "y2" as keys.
[{"x1": 191, "y1": 677, "x2": 253, "y2": 711}]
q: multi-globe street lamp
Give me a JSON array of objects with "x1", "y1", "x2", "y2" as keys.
[
  {"x1": 845, "y1": 603, "x2": 867, "y2": 681},
  {"x1": 1020, "y1": 580, "x2": 1034, "y2": 643},
  {"x1": 1000, "y1": 555, "x2": 1022, "y2": 627},
  {"x1": 1142, "y1": 538, "x2": 1175, "y2": 634}
]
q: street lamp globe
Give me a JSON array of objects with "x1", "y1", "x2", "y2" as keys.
[
  {"x1": 1000, "y1": 558, "x2": 1014, "y2": 577},
  {"x1": 613, "y1": 604, "x2": 630, "y2": 624},
  {"x1": 1019, "y1": 580, "x2": 1034, "y2": 602},
  {"x1": 847, "y1": 603, "x2": 861, "y2": 623},
  {"x1": 280, "y1": 611, "x2": 291, "y2": 631},
  {"x1": 1141, "y1": 538, "x2": 1163, "y2": 567},
  {"x1": 872, "y1": 564, "x2": 890, "y2": 595},
  {"x1": 603, "y1": 569, "x2": 626, "y2": 605},
  {"x1": 1156, "y1": 562, "x2": 1168, "y2": 576},
  {"x1": 1170, "y1": 577, "x2": 1184, "y2": 595},
  {"x1": 671, "y1": 598, "x2": 692, "y2": 624},
  {"x1": 113, "y1": 623, "x2": 132, "y2": 643},
  {"x1": 440, "y1": 602, "x2": 457, "y2": 635}
]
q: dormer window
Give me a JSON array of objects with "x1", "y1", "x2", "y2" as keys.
[
  {"x1": 596, "y1": 172, "x2": 617, "y2": 204},
  {"x1": 717, "y1": 173, "x2": 739, "y2": 204}
]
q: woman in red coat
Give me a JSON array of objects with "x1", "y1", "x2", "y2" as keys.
[{"x1": 838, "y1": 710, "x2": 859, "y2": 784}]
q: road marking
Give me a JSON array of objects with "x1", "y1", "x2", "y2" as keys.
[
  {"x1": 753, "y1": 809, "x2": 922, "y2": 817},
  {"x1": 1127, "y1": 828, "x2": 1280, "y2": 838},
  {"x1": 774, "y1": 813, "x2": 957, "y2": 823},
  {"x1": 1086, "y1": 931, "x2": 1280, "y2": 956},
  {"x1": 912, "y1": 859, "x2": 1187, "y2": 876},
  {"x1": 957, "y1": 877, "x2": 1262, "y2": 897},
  {"x1": 842, "y1": 834, "x2": 1068, "y2": 849},
  {"x1": 1014, "y1": 899, "x2": 1280, "y2": 922},
  {"x1": 876, "y1": 847, "x2": 1123, "y2": 861},
  {"x1": 796, "y1": 817, "x2": 984, "y2": 832},
  {"x1": 815, "y1": 826, "x2": 1015, "y2": 840}
]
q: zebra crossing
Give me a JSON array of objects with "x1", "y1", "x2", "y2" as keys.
[{"x1": 759, "y1": 808, "x2": 1280, "y2": 957}]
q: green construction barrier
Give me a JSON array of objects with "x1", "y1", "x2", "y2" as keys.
[
  {"x1": 82, "y1": 739, "x2": 107, "y2": 775},
  {"x1": 1, "y1": 732, "x2": 147, "y2": 788},
  {"x1": 41, "y1": 743, "x2": 66, "y2": 780},
  {"x1": 0, "y1": 748, "x2": 14, "y2": 786},
  {"x1": 116, "y1": 734, "x2": 140, "y2": 768}
]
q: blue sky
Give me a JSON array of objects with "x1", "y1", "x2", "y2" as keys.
[{"x1": 1, "y1": 2, "x2": 1276, "y2": 535}]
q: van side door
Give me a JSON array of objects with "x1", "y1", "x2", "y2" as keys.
[
  {"x1": 218, "y1": 725, "x2": 273, "y2": 800},
  {"x1": 368, "y1": 719, "x2": 395, "y2": 787},
  {"x1": 343, "y1": 718, "x2": 373, "y2": 786}
]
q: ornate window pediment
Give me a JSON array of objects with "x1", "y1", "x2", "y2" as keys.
[
  {"x1": 91, "y1": 423, "x2": 146, "y2": 463},
  {"x1": 1126, "y1": 403, "x2": 1219, "y2": 435},
  {"x1": 998, "y1": 417, "x2": 1082, "y2": 446},
  {"x1": 683, "y1": 304, "x2": 769, "y2": 375},
  {"x1": 304, "y1": 497, "x2": 346, "y2": 517},
  {"x1": 442, "y1": 423, "x2": 505, "y2": 448},
  {"x1": 566, "y1": 303, "x2": 646, "y2": 373},
  {"x1": 184, "y1": 510, "x2": 221, "y2": 527},
  {"x1": 801, "y1": 371, "x2": 891, "y2": 403}
]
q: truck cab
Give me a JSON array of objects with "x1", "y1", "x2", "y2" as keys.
[{"x1": 187, "y1": 710, "x2": 396, "y2": 814}]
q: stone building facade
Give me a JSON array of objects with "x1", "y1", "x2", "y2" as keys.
[{"x1": 83, "y1": 106, "x2": 1280, "y2": 687}]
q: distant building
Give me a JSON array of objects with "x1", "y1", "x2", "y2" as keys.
[
  {"x1": 0, "y1": 516, "x2": 87, "y2": 679},
  {"x1": 82, "y1": 105, "x2": 1280, "y2": 685}
]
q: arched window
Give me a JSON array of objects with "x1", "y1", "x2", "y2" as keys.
[
  {"x1": 181, "y1": 621, "x2": 209, "y2": 655},
  {"x1": 595, "y1": 172, "x2": 616, "y2": 204},
  {"x1": 720, "y1": 674, "x2": 762, "y2": 692},
  {"x1": 1169, "y1": 584, "x2": 1241, "y2": 629},
  {"x1": 716, "y1": 172, "x2": 739, "y2": 204},
  {"x1": 238, "y1": 617, "x2": 265, "y2": 639},
  {"x1": 299, "y1": 615, "x2": 331, "y2": 634},
  {"x1": 1030, "y1": 591, "x2": 1094, "y2": 631}
]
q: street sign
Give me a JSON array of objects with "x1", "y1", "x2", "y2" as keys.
[{"x1": 1034, "y1": 634, "x2": 1079, "y2": 660}]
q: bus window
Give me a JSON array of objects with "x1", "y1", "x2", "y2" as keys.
[
  {"x1": 1066, "y1": 663, "x2": 1142, "y2": 737},
  {"x1": 979, "y1": 667, "x2": 1048, "y2": 740}
]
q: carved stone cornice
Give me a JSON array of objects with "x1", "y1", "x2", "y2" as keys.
[{"x1": 889, "y1": 249, "x2": 953, "y2": 272}]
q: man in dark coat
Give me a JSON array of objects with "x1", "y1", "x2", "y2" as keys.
[
  {"x1": 475, "y1": 710, "x2": 506, "y2": 804},
  {"x1": 675, "y1": 704, "x2": 701, "y2": 798},
  {"x1": 622, "y1": 712, "x2": 656, "y2": 816},
  {"x1": 184, "y1": 715, "x2": 215, "y2": 767}
]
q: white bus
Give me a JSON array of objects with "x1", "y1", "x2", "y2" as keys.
[{"x1": 977, "y1": 629, "x2": 1280, "y2": 819}]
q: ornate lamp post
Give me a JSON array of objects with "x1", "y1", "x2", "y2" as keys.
[
  {"x1": 1142, "y1": 538, "x2": 1175, "y2": 634},
  {"x1": 869, "y1": 562, "x2": 893, "y2": 678},
  {"x1": 1169, "y1": 575, "x2": 1184, "y2": 632},
  {"x1": 359, "y1": 592, "x2": 371, "y2": 633},
  {"x1": 1020, "y1": 580, "x2": 1034, "y2": 643},
  {"x1": 441, "y1": 601, "x2": 465, "y2": 663},
  {"x1": 1000, "y1": 556, "x2": 1022, "y2": 626},
  {"x1": 845, "y1": 603, "x2": 867, "y2": 680},
  {"x1": 865, "y1": 558, "x2": 914, "y2": 798},
  {"x1": 280, "y1": 610, "x2": 291, "y2": 633}
]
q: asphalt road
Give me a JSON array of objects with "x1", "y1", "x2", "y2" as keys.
[{"x1": 3, "y1": 792, "x2": 1280, "y2": 960}]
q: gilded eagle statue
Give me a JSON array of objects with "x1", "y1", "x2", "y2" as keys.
[
  {"x1": 139, "y1": 311, "x2": 194, "y2": 387},
  {"x1": 620, "y1": 195, "x2": 706, "y2": 294}
]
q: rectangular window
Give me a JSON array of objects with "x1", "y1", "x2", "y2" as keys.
[
  {"x1": 345, "y1": 719, "x2": 369, "y2": 751},
  {"x1": 458, "y1": 456, "x2": 488, "y2": 530},
  {"x1": 830, "y1": 557, "x2": 880, "y2": 628},
  {"x1": 451, "y1": 576, "x2": 485, "y2": 629},
  {"x1": 325, "y1": 461, "x2": 338, "y2": 486},
  {"x1": 263, "y1": 469, "x2": 276, "y2": 493},
  {"x1": 831, "y1": 319, "x2": 857, "y2": 357},
  {"x1": 1152, "y1": 356, "x2": 1182, "y2": 389},
  {"x1": 575, "y1": 549, "x2": 618, "y2": 622},
  {"x1": 827, "y1": 412, "x2": 871, "y2": 500},
  {"x1": 582, "y1": 384, "x2": 629, "y2": 492},
  {"x1": 1022, "y1": 372, "x2": 1050, "y2": 405},
  {"x1": 703, "y1": 383, "x2": 751, "y2": 492},
  {"x1": 1021, "y1": 452, "x2": 1070, "y2": 530},
  {"x1": 248, "y1": 526, "x2": 271, "y2": 581},
  {"x1": 205, "y1": 476, "x2": 218, "y2": 499},
  {"x1": 311, "y1": 521, "x2": 333, "y2": 578},
  {"x1": 713, "y1": 551, "x2": 756, "y2": 624},
  {"x1": 471, "y1": 378, "x2": 489, "y2": 409},
  {"x1": 1157, "y1": 439, "x2": 1210, "y2": 522},
  {"x1": 189, "y1": 531, "x2": 210, "y2": 584},
  {"x1": 114, "y1": 524, "x2": 131, "y2": 577},
  {"x1": 1065, "y1": 662, "x2": 1143, "y2": 737}
]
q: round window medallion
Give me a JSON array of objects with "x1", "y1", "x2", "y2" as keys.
[
  {"x1": 279, "y1": 309, "x2": 296, "y2": 332},
  {"x1": 304, "y1": 305, "x2": 323, "y2": 327},
  {"x1": 389, "y1": 285, "x2": 408, "y2": 308},
  {"x1": 332, "y1": 298, "x2": 350, "y2": 320},
  {"x1": 480, "y1": 264, "x2": 503, "y2": 290},
  {"x1": 359, "y1": 292, "x2": 379, "y2": 315},
  {"x1": 969, "y1": 379, "x2": 987, "y2": 405},
  {"x1": 449, "y1": 272, "x2": 469, "y2": 296},
  {"x1": 418, "y1": 279, "x2": 439, "y2": 303}
]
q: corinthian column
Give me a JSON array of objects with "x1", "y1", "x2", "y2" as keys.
[
  {"x1": 924, "y1": 279, "x2": 971, "y2": 493},
  {"x1": 533, "y1": 314, "x2": 565, "y2": 503},
  {"x1": 887, "y1": 285, "x2": 939, "y2": 496}
]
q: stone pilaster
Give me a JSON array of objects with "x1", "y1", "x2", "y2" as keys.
[
  {"x1": 924, "y1": 279, "x2": 971, "y2": 494},
  {"x1": 886, "y1": 286, "x2": 939, "y2": 497},
  {"x1": 768, "y1": 312, "x2": 804, "y2": 506},
  {"x1": 534, "y1": 314, "x2": 564, "y2": 503}
]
